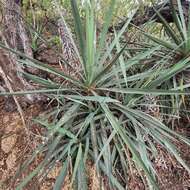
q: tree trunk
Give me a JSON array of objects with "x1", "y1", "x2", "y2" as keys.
[
  {"x1": 2, "y1": 0, "x2": 33, "y2": 55},
  {"x1": 0, "y1": 0, "x2": 41, "y2": 109}
]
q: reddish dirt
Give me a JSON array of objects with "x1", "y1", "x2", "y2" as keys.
[{"x1": 0, "y1": 97, "x2": 72, "y2": 190}]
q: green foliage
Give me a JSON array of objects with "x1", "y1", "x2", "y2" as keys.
[
  {"x1": 139, "y1": 0, "x2": 190, "y2": 57},
  {"x1": 0, "y1": 0, "x2": 190, "y2": 189}
]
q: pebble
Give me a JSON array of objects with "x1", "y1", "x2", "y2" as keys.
[
  {"x1": 6, "y1": 151, "x2": 17, "y2": 170},
  {"x1": 1, "y1": 134, "x2": 17, "y2": 153}
]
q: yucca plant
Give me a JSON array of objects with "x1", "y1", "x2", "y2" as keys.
[
  {"x1": 133, "y1": 0, "x2": 190, "y2": 123},
  {"x1": 137, "y1": 0, "x2": 190, "y2": 57},
  {"x1": 1, "y1": 0, "x2": 190, "y2": 189}
]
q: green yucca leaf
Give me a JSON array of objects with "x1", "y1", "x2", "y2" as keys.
[
  {"x1": 124, "y1": 107, "x2": 190, "y2": 146},
  {"x1": 16, "y1": 135, "x2": 62, "y2": 189},
  {"x1": 164, "y1": 140, "x2": 190, "y2": 173},
  {"x1": 114, "y1": 29, "x2": 128, "y2": 87},
  {"x1": 95, "y1": 129, "x2": 116, "y2": 165},
  {"x1": 172, "y1": 83, "x2": 190, "y2": 90},
  {"x1": 83, "y1": 137, "x2": 90, "y2": 163},
  {"x1": 97, "y1": 46, "x2": 160, "y2": 87},
  {"x1": 54, "y1": 104, "x2": 80, "y2": 129},
  {"x1": 34, "y1": 119, "x2": 78, "y2": 141},
  {"x1": 46, "y1": 124, "x2": 77, "y2": 140},
  {"x1": 150, "y1": 129, "x2": 190, "y2": 173},
  {"x1": 170, "y1": 0, "x2": 186, "y2": 43},
  {"x1": 186, "y1": 7, "x2": 190, "y2": 50},
  {"x1": 101, "y1": 103, "x2": 159, "y2": 189},
  {"x1": 16, "y1": 163, "x2": 44, "y2": 190},
  {"x1": 118, "y1": 105, "x2": 190, "y2": 174},
  {"x1": 77, "y1": 158, "x2": 88, "y2": 190},
  {"x1": 71, "y1": 0, "x2": 86, "y2": 71},
  {"x1": 92, "y1": 43, "x2": 128, "y2": 84},
  {"x1": 22, "y1": 72, "x2": 60, "y2": 88},
  {"x1": 78, "y1": 112, "x2": 96, "y2": 137},
  {"x1": 96, "y1": 0, "x2": 116, "y2": 62},
  {"x1": 53, "y1": 160, "x2": 69, "y2": 190},
  {"x1": 90, "y1": 120, "x2": 100, "y2": 174},
  {"x1": 71, "y1": 143, "x2": 83, "y2": 185},
  {"x1": 0, "y1": 43, "x2": 82, "y2": 86},
  {"x1": 114, "y1": 140, "x2": 128, "y2": 180},
  {"x1": 99, "y1": 161, "x2": 125, "y2": 190},
  {"x1": 0, "y1": 88, "x2": 72, "y2": 96},
  {"x1": 133, "y1": 24, "x2": 180, "y2": 51},
  {"x1": 14, "y1": 144, "x2": 47, "y2": 182},
  {"x1": 85, "y1": 1, "x2": 96, "y2": 84},
  {"x1": 19, "y1": 59, "x2": 83, "y2": 87},
  {"x1": 98, "y1": 87, "x2": 190, "y2": 95},
  {"x1": 100, "y1": 10, "x2": 137, "y2": 66},
  {"x1": 64, "y1": 95, "x2": 120, "y2": 103},
  {"x1": 134, "y1": 123, "x2": 156, "y2": 176},
  {"x1": 99, "y1": 121, "x2": 112, "y2": 184},
  {"x1": 176, "y1": 0, "x2": 187, "y2": 41},
  {"x1": 152, "y1": 5, "x2": 181, "y2": 45},
  {"x1": 149, "y1": 57, "x2": 190, "y2": 87}
]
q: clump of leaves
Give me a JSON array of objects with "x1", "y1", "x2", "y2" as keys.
[
  {"x1": 1, "y1": 0, "x2": 190, "y2": 189},
  {"x1": 138, "y1": 0, "x2": 190, "y2": 57},
  {"x1": 133, "y1": 0, "x2": 190, "y2": 123}
]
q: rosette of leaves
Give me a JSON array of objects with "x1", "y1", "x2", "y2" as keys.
[{"x1": 1, "y1": 0, "x2": 190, "y2": 189}]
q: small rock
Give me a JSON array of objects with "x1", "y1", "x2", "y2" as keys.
[
  {"x1": 6, "y1": 151, "x2": 17, "y2": 170},
  {"x1": 4, "y1": 97, "x2": 17, "y2": 112},
  {"x1": 3, "y1": 116, "x2": 10, "y2": 124},
  {"x1": 1, "y1": 135, "x2": 17, "y2": 153},
  {"x1": 47, "y1": 163, "x2": 61, "y2": 179}
]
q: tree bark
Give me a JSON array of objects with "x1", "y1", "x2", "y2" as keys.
[
  {"x1": 0, "y1": 0, "x2": 41, "y2": 108},
  {"x1": 2, "y1": 0, "x2": 33, "y2": 56}
]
